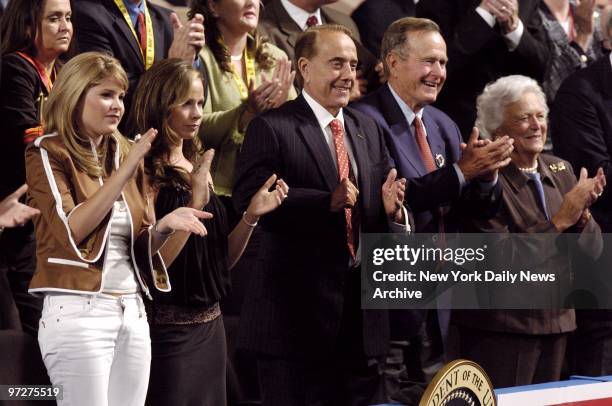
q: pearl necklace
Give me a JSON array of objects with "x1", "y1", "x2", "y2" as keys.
[{"x1": 518, "y1": 162, "x2": 538, "y2": 173}]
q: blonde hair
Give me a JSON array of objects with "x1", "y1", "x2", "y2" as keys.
[
  {"x1": 43, "y1": 52, "x2": 130, "y2": 177},
  {"x1": 128, "y1": 59, "x2": 204, "y2": 189}
]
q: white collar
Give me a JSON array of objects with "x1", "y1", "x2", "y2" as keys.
[
  {"x1": 302, "y1": 90, "x2": 345, "y2": 130},
  {"x1": 609, "y1": 52, "x2": 612, "y2": 70},
  {"x1": 387, "y1": 83, "x2": 424, "y2": 127},
  {"x1": 280, "y1": 0, "x2": 323, "y2": 31}
]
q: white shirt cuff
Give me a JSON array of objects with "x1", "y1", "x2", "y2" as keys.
[
  {"x1": 504, "y1": 19, "x2": 524, "y2": 51},
  {"x1": 476, "y1": 6, "x2": 496, "y2": 27},
  {"x1": 389, "y1": 205, "x2": 411, "y2": 234},
  {"x1": 453, "y1": 163, "x2": 466, "y2": 193}
]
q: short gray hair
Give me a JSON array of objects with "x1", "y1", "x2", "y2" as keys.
[
  {"x1": 380, "y1": 17, "x2": 440, "y2": 77},
  {"x1": 476, "y1": 75, "x2": 548, "y2": 138}
]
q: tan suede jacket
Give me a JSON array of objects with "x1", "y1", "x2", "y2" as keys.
[{"x1": 25, "y1": 133, "x2": 170, "y2": 300}]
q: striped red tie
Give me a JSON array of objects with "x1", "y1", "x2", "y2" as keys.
[{"x1": 330, "y1": 119, "x2": 356, "y2": 260}]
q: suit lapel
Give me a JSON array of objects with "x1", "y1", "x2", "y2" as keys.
[
  {"x1": 272, "y1": 0, "x2": 301, "y2": 49},
  {"x1": 421, "y1": 109, "x2": 446, "y2": 168},
  {"x1": 294, "y1": 97, "x2": 338, "y2": 192},
  {"x1": 150, "y1": 7, "x2": 167, "y2": 62},
  {"x1": 379, "y1": 86, "x2": 427, "y2": 176},
  {"x1": 344, "y1": 113, "x2": 370, "y2": 205},
  {"x1": 109, "y1": 1, "x2": 144, "y2": 69}
]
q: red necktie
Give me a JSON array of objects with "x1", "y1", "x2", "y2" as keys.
[
  {"x1": 413, "y1": 116, "x2": 436, "y2": 173},
  {"x1": 137, "y1": 11, "x2": 147, "y2": 57},
  {"x1": 414, "y1": 116, "x2": 445, "y2": 237},
  {"x1": 330, "y1": 119, "x2": 356, "y2": 260},
  {"x1": 306, "y1": 15, "x2": 319, "y2": 27}
]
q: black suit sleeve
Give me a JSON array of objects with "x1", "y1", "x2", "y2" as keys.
[
  {"x1": 551, "y1": 78, "x2": 612, "y2": 204},
  {"x1": 0, "y1": 56, "x2": 41, "y2": 196}
]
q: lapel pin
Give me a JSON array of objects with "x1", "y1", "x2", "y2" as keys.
[
  {"x1": 435, "y1": 154, "x2": 445, "y2": 168},
  {"x1": 549, "y1": 161, "x2": 566, "y2": 172}
]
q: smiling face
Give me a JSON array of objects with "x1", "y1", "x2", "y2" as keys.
[
  {"x1": 495, "y1": 92, "x2": 548, "y2": 166},
  {"x1": 299, "y1": 30, "x2": 357, "y2": 116},
  {"x1": 168, "y1": 77, "x2": 205, "y2": 140},
  {"x1": 210, "y1": 0, "x2": 259, "y2": 34},
  {"x1": 80, "y1": 77, "x2": 126, "y2": 140},
  {"x1": 34, "y1": 0, "x2": 72, "y2": 60},
  {"x1": 387, "y1": 30, "x2": 447, "y2": 112}
]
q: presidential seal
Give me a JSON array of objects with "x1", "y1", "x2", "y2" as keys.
[{"x1": 419, "y1": 359, "x2": 496, "y2": 406}]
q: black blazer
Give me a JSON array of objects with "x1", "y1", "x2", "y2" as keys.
[
  {"x1": 0, "y1": 54, "x2": 46, "y2": 199},
  {"x1": 73, "y1": 0, "x2": 173, "y2": 117},
  {"x1": 551, "y1": 56, "x2": 612, "y2": 230},
  {"x1": 352, "y1": 0, "x2": 416, "y2": 57},
  {"x1": 232, "y1": 95, "x2": 394, "y2": 359},
  {"x1": 417, "y1": 0, "x2": 550, "y2": 137}
]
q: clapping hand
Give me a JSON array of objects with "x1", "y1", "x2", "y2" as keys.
[
  {"x1": 480, "y1": 0, "x2": 519, "y2": 33},
  {"x1": 123, "y1": 128, "x2": 157, "y2": 177},
  {"x1": 553, "y1": 167, "x2": 606, "y2": 231},
  {"x1": 190, "y1": 149, "x2": 215, "y2": 209},
  {"x1": 248, "y1": 58, "x2": 295, "y2": 114},
  {"x1": 168, "y1": 13, "x2": 205, "y2": 63},
  {"x1": 245, "y1": 174, "x2": 289, "y2": 222},
  {"x1": 382, "y1": 168, "x2": 407, "y2": 223},
  {"x1": 156, "y1": 207, "x2": 213, "y2": 237},
  {"x1": 0, "y1": 184, "x2": 40, "y2": 228}
]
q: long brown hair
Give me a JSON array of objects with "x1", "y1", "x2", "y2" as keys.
[
  {"x1": 43, "y1": 52, "x2": 130, "y2": 178},
  {"x1": 128, "y1": 59, "x2": 204, "y2": 189},
  {"x1": 189, "y1": 0, "x2": 274, "y2": 73}
]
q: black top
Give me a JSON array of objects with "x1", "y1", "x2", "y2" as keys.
[
  {"x1": 152, "y1": 168, "x2": 231, "y2": 307},
  {"x1": 0, "y1": 53, "x2": 47, "y2": 199}
]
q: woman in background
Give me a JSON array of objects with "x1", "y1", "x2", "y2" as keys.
[
  {"x1": 191, "y1": 0, "x2": 295, "y2": 223},
  {"x1": 129, "y1": 58, "x2": 288, "y2": 406}
]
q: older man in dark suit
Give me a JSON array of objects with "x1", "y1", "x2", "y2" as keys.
[
  {"x1": 233, "y1": 24, "x2": 410, "y2": 405},
  {"x1": 258, "y1": 0, "x2": 380, "y2": 99},
  {"x1": 352, "y1": 16, "x2": 514, "y2": 389},
  {"x1": 551, "y1": 53, "x2": 612, "y2": 376},
  {"x1": 417, "y1": 0, "x2": 550, "y2": 137},
  {"x1": 73, "y1": 0, "x2": 204, "y2": 118}
]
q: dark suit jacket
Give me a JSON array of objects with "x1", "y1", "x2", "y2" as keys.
[
  {"x1": 353, "y1": 84, "x2": 500, "y2": 233},
  {"x1": 258, "y1": 0, "x2": 379, "y2": 90},
  {"x1": 73, "y1": 0, "x2": 173, "y2": 117},
  {"x1": 453, "y1": 155, "x2": 603, "y2": 335},
  {"x1": 351, "y1": 0, "x2": 415, "y2": 58},
  {"x1": 417, "y1": 0, "x2": 550, "y2": 137},
  {"x1": 232, "y1": 95, "x2": 393, "y2": 359},
  {"x1": 551, "y1": 56, "x2": 612, "y2": 231},
  {"x1": 353, "y1": 84, "x2": 501, "y2": 339}
]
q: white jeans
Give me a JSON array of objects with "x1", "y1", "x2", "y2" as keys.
[{"x1": 38, "y1": 293, "x2": 151, "y2": 406}]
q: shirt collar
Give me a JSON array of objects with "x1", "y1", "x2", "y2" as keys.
[
  {"x1": 123, "y1": 0, "x2": 145, "y2": 26},
  {"x1": 302, "y1": 90, "x2": 345, "y2": 130},
  {"x1": 280, "y1": 0, "x2": 323, "y2": 31},
  {"x1": 609, "y1": 52, "x2": 612, "y2": 70},
  {"x1": 387, "y1": 83, "x2": 423, "y2": 127}
]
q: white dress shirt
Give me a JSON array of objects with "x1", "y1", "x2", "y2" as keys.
[{"x1": 280, "y1": 0, "x2": 323, "y2": 30}]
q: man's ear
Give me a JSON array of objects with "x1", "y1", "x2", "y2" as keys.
[
  {"x1": 385, "y1": 53, "x2": 398, "y2": 79},
  {"x1": 298, "y1": 57, "x2": 309, "y2": 84}
]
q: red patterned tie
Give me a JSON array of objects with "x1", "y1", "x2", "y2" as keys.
[
  {"x1": 330, "y1": 119, "x2": 356, "y2": 260},
  {"x1": 413, "y1": 116, "x2": 436, "y2": 173},
  {"x1": 137, "y1": 11, "x2": 147, "y2": 57},
  {"x1": 306, "y1": 15, "x2": 319, "y2": 27},
  {"x1": 414, "y1": 116, "x2": 445, "y2": 236}
]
